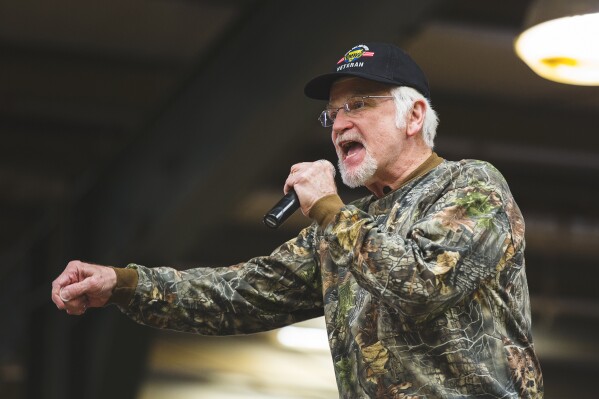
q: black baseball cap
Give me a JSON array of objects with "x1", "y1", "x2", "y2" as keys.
[{"x1": 304, "y1": 42, "x2": 430, "y2": 100}]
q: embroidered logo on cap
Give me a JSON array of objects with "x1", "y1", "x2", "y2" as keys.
[{"x1": 337, "y1": 44, "x2": 374, "y2": 64}]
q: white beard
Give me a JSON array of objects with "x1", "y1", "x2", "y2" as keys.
[{"x1": 337, "y1": 150, "x2": 378, "y2": 188}]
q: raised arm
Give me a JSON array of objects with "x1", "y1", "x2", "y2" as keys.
[{"x1": 111, "y1": 226, "x2": 323, "y2": 335}]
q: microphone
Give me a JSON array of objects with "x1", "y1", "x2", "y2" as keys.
[{"x1": 263, "y1": 190, "x2": 300, "y2": 229}]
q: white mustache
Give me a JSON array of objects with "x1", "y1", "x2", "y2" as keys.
[{"x1": 335, "y1": 132, "x2": 365, "y2": 147}]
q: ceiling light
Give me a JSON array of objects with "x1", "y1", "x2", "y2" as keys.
[{"x1": 514, "y1": 0, "x2": 599, "y2": 85}]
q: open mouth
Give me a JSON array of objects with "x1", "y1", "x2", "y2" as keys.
[{"x1": 339, "y1": 140, "x2": 365, "y2": 159}]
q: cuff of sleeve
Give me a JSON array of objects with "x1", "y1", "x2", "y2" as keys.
[
  {"x1": 108, "y1": 266, "x2": 138, "y2": 307},
  {"x1": 309, "y1": 194, "x2": 344, "y2": 227}
]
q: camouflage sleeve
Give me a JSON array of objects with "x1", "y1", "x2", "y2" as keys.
[
  {"x1": 326, "y1": 163, "x2": 521, "y2": 324},
  {"x1": 118, "y1": 226, "x2": 324, "y2": 335}
]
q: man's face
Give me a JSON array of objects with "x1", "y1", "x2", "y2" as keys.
[{"x1": 329, "y1": 78, "x2": 404, "y2": 188}]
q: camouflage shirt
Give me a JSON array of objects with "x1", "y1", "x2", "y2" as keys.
[{"x1": 119, "y1": 157, "x2": 543, "y2": 398}]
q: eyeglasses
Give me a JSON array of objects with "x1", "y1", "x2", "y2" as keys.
[{"x1": 318, "y1": 95, "x2": 394, "y2": 127}]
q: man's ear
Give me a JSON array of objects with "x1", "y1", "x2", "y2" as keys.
[{"x1": 406, "y1": 100, "x2": 426, "y2": 137}]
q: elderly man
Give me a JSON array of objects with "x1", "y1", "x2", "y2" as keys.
[{"x1": 52, "y1": 42, "x2": 543, "y2": 398}]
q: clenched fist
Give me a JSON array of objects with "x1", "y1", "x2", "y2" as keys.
[{"x1": 51, "y1": 260, "x2": 117, "y2": 315}]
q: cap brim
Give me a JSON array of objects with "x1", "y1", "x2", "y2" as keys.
[{"x1": 304, "y1": 71, "x2": 402, "y2": 100}]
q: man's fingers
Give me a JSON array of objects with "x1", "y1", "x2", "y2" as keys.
[
  {"x1": 59, "y1": 279, "x2": 90, "y2": 302},
  {"x1": 51, "y1": 260, "x2": 88, "y2": 308},
  {"x1": 64, "y1": 296, "x2": 89, "y2": 316},
  {"x1": 51, "y1": 271, "x2": 74, "y2": 296},
  {"x1": 317, "y1": 159, "x2": 336, "y2": 177},
  {"x1": 52, "y1": 277, "x2": 73, "y2": 308},
  {"x1": 58, "y1": 289, "x2": 70, "y2": 303},
  {"x1": 51, "y1": 261, "x2": 117, "y2": 313},
  {"x1": 284, "y1": 163, "x2": 304, "y2": 194},
  {"x1": 284, "y1": 176, "x2": 296, "y2": 195}
]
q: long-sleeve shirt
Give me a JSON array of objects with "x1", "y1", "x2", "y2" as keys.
[{"x1": 113, "y1": 154, "x2": 543, "y2": 398}]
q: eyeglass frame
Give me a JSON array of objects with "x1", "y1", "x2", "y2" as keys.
[{"x1": 318, "y1": 95, "x2": 394, "y2": 127}]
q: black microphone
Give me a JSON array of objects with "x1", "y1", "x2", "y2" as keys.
[{"x1": 263, "y1": 190, "x2": 300, "y2": 229}]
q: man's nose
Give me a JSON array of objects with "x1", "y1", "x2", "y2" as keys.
[{"x1": 332, "y1": 110, "x2": 353, "y2": 132}]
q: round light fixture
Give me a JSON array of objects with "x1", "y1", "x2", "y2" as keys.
[{"x1": 514, "y1": 0, "x2": 599, "y2": 85}]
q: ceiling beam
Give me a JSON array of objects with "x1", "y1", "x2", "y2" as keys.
[{"x1": 74, "y1": 0, "x2": 443, "y2": 265}]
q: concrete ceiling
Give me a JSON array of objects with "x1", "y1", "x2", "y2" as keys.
[{"x1": 1, "y1": 1, "x2": 598, "y2": 398}]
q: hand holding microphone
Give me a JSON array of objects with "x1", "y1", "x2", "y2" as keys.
[{"x1": 264, "y1": 160, "x2": 337, "y2": 228}]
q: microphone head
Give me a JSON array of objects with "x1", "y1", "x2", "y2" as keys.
[
  {"x1": 263, "y1": 214, "x2": 281, "y2": 229},
  {"x1": 263, "y1": 191, "x2": 300, "y2": 229}
]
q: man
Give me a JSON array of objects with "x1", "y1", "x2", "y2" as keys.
[{"x1": 52, "y1": 42, "x2": 543, "y2": 398}]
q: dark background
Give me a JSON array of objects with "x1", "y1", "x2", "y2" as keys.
[{"x1": 1, "y1": 1, "x2": 598, "y2": 398}]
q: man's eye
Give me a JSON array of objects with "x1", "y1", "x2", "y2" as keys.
[
  {"x1": 347, "y1": 100, "x2": 366, "y2": 111},
  {"x1": 328, "y1": 109, "x2": 339, "y2": 119}
]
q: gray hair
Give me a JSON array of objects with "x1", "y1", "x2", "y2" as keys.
[{"x1": 390, "y1": 86, "x2": 439, "y2": 148}]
